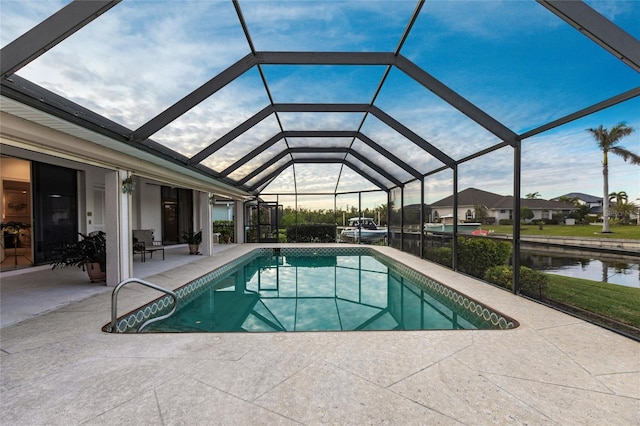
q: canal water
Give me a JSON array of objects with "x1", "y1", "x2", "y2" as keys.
[{"x1": 520, "y1": 249, "x2": 639, "y2": 288}]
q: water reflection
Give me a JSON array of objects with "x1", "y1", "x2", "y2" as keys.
[
  {"x1": 149, "y1": 255, "x2": 492, "y2": 332},
  {"x1": 520, "y1": 250, "x2": 639, "y2": 288}
]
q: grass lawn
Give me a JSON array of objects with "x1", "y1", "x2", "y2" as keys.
[
  {"x1": 485, "y1": 224, "x2": 640, "y2": 240},
  {"x1": 545, "y1": 274, "x2": 640, "y2": 328}
]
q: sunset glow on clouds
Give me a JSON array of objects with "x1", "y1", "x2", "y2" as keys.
[{"x1": 1, "y1": 1, "x2": 638, "y2": 204}]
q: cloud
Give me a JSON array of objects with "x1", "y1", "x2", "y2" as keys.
[
  {"x1": 230, "y1": 139, "x2": 290, "y2": 182},
  {"x1": 208, "y1": 115, "x2": 283, "y2": 172},
  {"x1": 0, "y1": 1, "x2": 66, "y2": 47},
  {"x1": 152, "y1": 69, "x2": 271, "y2": 157},
  {"x1": 241, "y1": 1, "x2": 416, "y2": 51},
  {"x1": 3, "y1": 1, "x2": 638, "y2": 204},
  {"x1": 15, "y1": 1, "x2": 251, "y2": 129},
  {"x1": 415, "y1": 0, "x2": 559, "y2": 40}
]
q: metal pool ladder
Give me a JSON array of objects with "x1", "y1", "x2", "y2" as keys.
[{"x1": 110, "y1": 278, "x2": 178, "y2": 333}]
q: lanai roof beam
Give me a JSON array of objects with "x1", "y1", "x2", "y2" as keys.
[
  {"x1": 218, "y1": 133, "x2": 286, "y2": 177},
  {"x1": 273, "y1": 104, "x2": 372, "y2": 113},
  {"x1": 289, "y1": 147, "x2": 402, "y2": 187},
  {"x1": 395, "y1": 55, "x2": 519, "y2": 146},
  {"x1": 255, "y1": 51, "x2": 396, "y2": 65},
  {"x1": 189, "y1": 105, "x2": 275, "y2": 164},
  {"x1": 131, "y1": 53, "x2": 256, "y2": 142},
  {"x1": 238, "y1": 151, "x2": 291, "y2": 185},
  {"x1": 369, "y1": 106, "x2": 454, "y2": 167},
  {"x1": 355, "y1": 133, "x2": 423, "y2": 180},
  {"x1": 519, "y1": 87, "x2": 640, "y2": 140},
  {"x1": 247, "y1": 159, "x2": 388, "y2": 193},
  {"x1": 538, "y1": 0, "x2": 640, "y2": 72},
  {"x1": 1, "y1": 1, "x2": 120, "y2": 80},
  {"x1": 218, "y1": 130, "x2": 423, "y2": 181},
  {"x1": 237, "y1": 146, "x2": 398, "y2": 188}
]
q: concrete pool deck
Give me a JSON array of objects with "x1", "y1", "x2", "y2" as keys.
[{"x1": 1, "y1": 244, "x2": 638, "y2": 424}]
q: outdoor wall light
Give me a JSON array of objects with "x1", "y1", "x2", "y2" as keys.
[{"x1": 121, "y1": 176, "x2": 135, "y2": 194}]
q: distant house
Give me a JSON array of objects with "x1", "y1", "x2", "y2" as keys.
[
  {"x1": 212, "y1": 197, "x2": 235, "y2": 222},
  {"x1": 429, "y1": 188, "x2": 575, "y2": 224},
  {"x1": 551, "y1": 192, "x2": 603, "y2": 215}
]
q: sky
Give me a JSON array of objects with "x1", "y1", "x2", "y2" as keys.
[{"x1": 1, "y1": 0, "x2": 639, "y2": 208}]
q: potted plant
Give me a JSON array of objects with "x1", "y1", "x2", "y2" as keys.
[
  {"x1": 51, "y1": 231, "x2": 106, "y2": 283},
  {"x1": 220, "y1": 229, "x2": 231, "y2": 244},
  {"x1": 182, "y1": 229, "x2": 202, "y2": 254}
]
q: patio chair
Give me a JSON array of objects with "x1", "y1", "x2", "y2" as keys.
[{"x1": 132, "y1": 229, "x2": 165, "y2": 262}]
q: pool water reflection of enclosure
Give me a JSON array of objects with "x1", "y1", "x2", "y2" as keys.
[{"x1": 125, "y1": 248, "x2": 516, "y2": 333}]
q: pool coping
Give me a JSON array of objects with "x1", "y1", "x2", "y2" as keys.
[
  {"x1": 106, "y1": 246, "x2": 519, "y2": 333},
  {"x1": 3, "y1": 243, "x2": 638, "y2": 424}
]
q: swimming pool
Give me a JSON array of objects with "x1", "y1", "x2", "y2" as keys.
[{"x1": 107, "y1": 247, "x2": 517, "y2": 333}]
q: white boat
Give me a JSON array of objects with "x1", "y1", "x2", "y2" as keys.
[
  {"x1": 340, "y1": 217, "x2": 387, "y2": 243},
  {"x1": 424, "y1": 213, "x2": 483, "y2": 234},
  {"x1": 424, "y1": 214, "x2": 482, "y2": 234},
  {"x1": 424, "y1": 223, "x2": 482, "y2": 234}
]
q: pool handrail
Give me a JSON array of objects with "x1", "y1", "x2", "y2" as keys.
[{"x1": 110, "y1": 278, "x2": 178, "y2": 333}]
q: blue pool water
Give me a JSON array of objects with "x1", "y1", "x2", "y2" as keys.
[{"x1": 120, "y1": 249, "x2": 515, "y2": 333}]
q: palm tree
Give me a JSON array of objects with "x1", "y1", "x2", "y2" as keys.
[
  {"x1": 525, "y1": 192, "x2": 541, "y2": 199},
  {"x1": 609, "y1": 191, "x2": 628, "y2": 220},
  {"x1": 609, "y1": 191, "x2": 628, "y2": 205},
  {"x1": 587, "y1": 123, "x2": 639, "y2": 232},
  {"x1": 473, "y1": 204, "x2": 488, "y2": 224},
  {"x1": 615, "y1": 201, "x2": 637, "y2": 225}
]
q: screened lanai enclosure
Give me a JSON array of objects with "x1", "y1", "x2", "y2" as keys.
[{"x1": 1, "y1": 1, "x2": 639, "y2": 334}]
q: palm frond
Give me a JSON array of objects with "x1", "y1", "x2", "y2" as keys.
[{"x1": 609, "y1": 146, "x2": 640, "y2": 165}]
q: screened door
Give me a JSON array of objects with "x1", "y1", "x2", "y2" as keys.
[
  {"x1": 32, "y1": 162, "x2": 78, "y2": 265},
  {"x1": 258, "y1": 202, "x2": 281, "y2": 243},
  {"x1": 161, "y1": 186, "x2": 193, "y2": 244}
]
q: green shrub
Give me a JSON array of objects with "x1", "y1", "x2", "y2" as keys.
[
  {"x1": 484, "y1": 217, "x2": 496, "y2": 225},
  {"x1": 484, "y1": 265, "x2": 513, "y2": 289},
  {"x1": 423, "y1": 246, "x2": 452, "y2": 267},
  {"x1": 457, "y1": 237, "x2": 511, "y2": 278},
  {"x1": 551, "y1": 214, "x2": 564, "y2": 224},
  {"x1": 484, "y1": 265, "x2": 549, "y2": 298},
  {"x1": 499, "y1": 219, "x2": 513, "y2": 225},
  {"x1": 213, "y1": 221, "x2": 234, "y2": 243},
  {"x1": 520, "y1": 267, "x2": 549, "y2": 298}
]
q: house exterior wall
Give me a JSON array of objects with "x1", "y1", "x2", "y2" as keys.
[
  {"x1": 2, "y1": 113, "x2": 245, "y2": 277},
  {"x1": 431, "y1": 206, "x2": 484, "y2": 222},
  {"x1": 134, "y1": 179, "x2": 162, "y2": 241},
  {"x1": 213, "y1": 202, "x2": 234, "y2": 221},
  {"x1": 83, "y1": 166, "x2": 110, "y2": 235},
  {"x1": 492, "y1": 209, "x2": 512, "y2": 223},
  {"x1": 431, "y1": 205, "x2": 576, "y2": 224},
  {"x1": 492, "y1": 208, "x2": 571, "y2": 223}
]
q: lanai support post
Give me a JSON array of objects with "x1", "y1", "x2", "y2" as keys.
[
  {"x1": 235, "y1": 200, "x2": 245, "y2": 243},
  {"x1": 420, "y1": 178, "x2": 425, "y2": 258},
  {"x1": 387, "y1": 191, "x2": 391, "y2": 246},
  {"x1": 400, "y1": 186, "x2": 404, "y2": 251},
  {"x1": 105, "y1": 169, "x2": 132, "y2": 287},
  {"x1": 198, "y1": 191, "x2": 212, "y2": 256},
  {"x1": 452, "y1": 165, "x2": 458, "y2": 271},
  {"x1": 512, "y1": 140, "x2": 522, "y2": 294},
  {"x1": 358, "y1": 192, "x2": 362, "y2": 245}
]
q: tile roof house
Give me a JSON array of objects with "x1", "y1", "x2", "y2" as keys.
[
  {"x1": 429, "y1": 188, "x2": 575, "y2": 224},
  {"x1": 551, "y1": 192, "x2": 604, "y2": 215}
]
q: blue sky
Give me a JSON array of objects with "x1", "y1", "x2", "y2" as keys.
[{"x1": 1, "y1": 0, "x2": 638, "y2": 206}]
